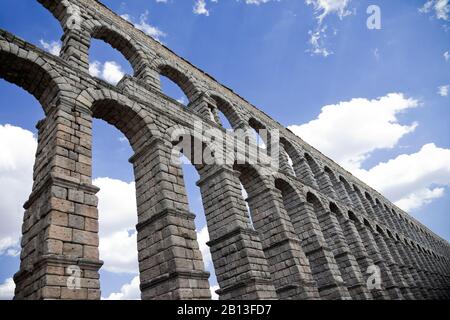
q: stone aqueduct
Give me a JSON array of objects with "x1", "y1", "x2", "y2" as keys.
[{"x1": 0, "y1": 0, "x2": 449, "y2": 300}]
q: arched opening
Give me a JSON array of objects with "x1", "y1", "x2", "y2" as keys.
[
  {"x1": 348, "y1": 211, "x2": 359, "y2": 223},
  {"x1": 158, "y1": 65, "x2": 197, "y2": 106},
  {"x1": 238, "y1": 182, "x2": 255, "y2": 230},
  {"x1": 275, "y1": 179, "x2": 325, "y2": 292},
  {"x1": 248, "y1": 118, "x2": 268, "y2": 149},
  {"x1": 170, "y1": 135, "x2": 224, "y2": 299},
  {"x1": 160, "y1": 75, "x2": 189, "y2": 106},
  {"x1": 305, "y1": 192, "x2": 351, "y2": 299},
  {"x1": 90, "y1": 99, "x2": 150, "y2": 300},
  {"x1": 324, "y1": 167, "x2": 341, "y2": 196},
  {"x1": 0, "y1": 47, "x2": 63, "y2": 299},
  {"x1": 180, "y1": 156, "x2": 219, "y2": 299},
  {"x1": 233, "y1": 164, "x2": 267, "y2": 232},
  {"x1": 88, "y1": 34, "x2": 134, "y2": 86},
  {"x1": 363, "y1": 218, "x2": 373, "y2": 230},
  {"x1": 304, "y1": 153, "x2": 321, "y2": 179},
  {"x1": 278, "y1": 138, "x2": 296, "y2": 177},
  {"x1": 209, "y1": 95, "x2": 241, "y2": 130}
]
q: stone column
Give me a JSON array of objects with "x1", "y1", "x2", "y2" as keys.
[
  {"x1": 403, "y1": 243, "x2": 435, "y2": 299},
  {"x1": 187, "y1": 94, "x2": 216, "y2": 122},
  {"x1": 296, "y1": 159, "x2": 320, "y2": 189},
  {"x1": 316, "y1": 172, "x2": 338, "y2": 200},
  {"x1": 335, "y1": 181, "x2": 353, "y2": 207},
  {"x1": 354, "y1": 221, "x2": 403, "y2": 299},
  {"x1": 292, "y1": 202, "x2": 350, "y2": 299},
  {"x1": 60, "y1": 29, "x2": 90, "y2": 73},
  {"x1": 421, "y1": 251, "x2": 447, "y2": 299},
  {"x1": 317, "y1": 210, "x2": 371, "y2": 299},
  {"x1": 393, "y1": 239, "x2": 427, "y2": 299},
  {"x1": 373, "y1": 231, "x2": 413, "y2": 299},
  {"x1": 196, "y1": 166, "x2": 278, "y2": 300},
  {"x1": 130, "y1": 138, "x2": 211, "y2": 300},
  {"x1": 14, "y1": 101, "x2": 102, "y2": 300},
  {"x1": 339, "y1": 216, "x2": 386, "y2": 299},
  {"x1": 243, "y1": 184, "x2": 320, "y2": 300}
]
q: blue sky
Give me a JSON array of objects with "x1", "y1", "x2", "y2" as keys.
[{"x1": 0, "y1": 0, "x2": 449, "y2": 299}]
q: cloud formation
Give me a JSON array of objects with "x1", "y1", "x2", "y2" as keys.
[
  {"x1": 89, "y1": 61, "x2": 125, "y2": 85},
  {"x1": 94, "y1": 178, "x2": 139, "y2": 274},
  {"x1": 420, "y1": 0, "x2": 449, "y2": 21},
  {"x1": 121, "y1": 11, "x2": 166, "y2": 40},
  {"x1": 0, "y1": 278, "x2": 14, "y2": 300},
  {"x1": 289, "y1": 93, "x2": 450, "y2": 212},
  {"x1": 305, "y1": 0, "x2": 353, "y2": 57},
  {"x1": 103, "y1": 276, "x2": 141, "y2": 300},
  {"x1": 438, "y1": 84, "x2": 449, "y2": 97},
  {"x1": 0, "y1": 124, "x2": 37, "y2": 257},
  {"x1": 289, "y1": 93, "x2": 419, "y2": 171},
  {"x1": 39, "y1": 39, "x2": 61, "y2": 56},
  {"x1": 355, "y1": 143, "x2": 450, "y2": 211}
]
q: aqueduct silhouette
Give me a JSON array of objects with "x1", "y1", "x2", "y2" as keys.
[{"x1": 0, "y1": 0, "x2": 449, "y2": 300}]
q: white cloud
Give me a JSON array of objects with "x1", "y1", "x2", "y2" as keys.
[
  {"x1": 308, "y1": 26, "x2": 332, "y2": 57},
  {"x1": 444, "y1": 51, "x2": 450, "y2": 61},
  {"x1": 0, "y1": 124, "x2": 37, "y2": 257},
  {"x1": 99, "y1": 230, "x2": 138, "y2": 274},
  {"x1": 39, "y1": 39, "x2": 61, "y2": 56},
  {"x1": 176, "y1": 96, "x2": 188, "y2": 105},
  {"x1": 354, "y1": 143, "x2": 450, "y2": 211},
  {"x1": 289, "y1": 92, "x2": 450, "y2": 212},
  {"x1": 89, "y1": 61, "x2": 125, "y2": 85},
  {"x1": 395, "y1": 187, "x2": 445, "y2": 212},
  {"x1": 197, "y1": 226, "x2": 213, "y2": 269},
  {"x1": 420, "y1": 0, "x2": 449, "y2": 21},
  {"x1": 94, "y1": 178, "x2": 138, "y2": 274},
  {"x1": 0, "y1": 278, "x2": 14, "y2": 300},
  {"x1": 89, "y1": 61, "x2": 101, "y2": 78},
  {"x1": 305, "y1": 0, "x2": 353, "y2": 57},
  {"x1": 194, "y1": 0, "x2": 210, "y2": 16},
  {"x1": 288, "y1": 93, "x2": 419, "y2": 171},
  {"x1": 306, "y1": 0, "x2": 352, "y2": 23},
  {"x1": 210, "y1": 285, "x2": 219, "y2": 300},
  {"x1": 103, "y1": 276, "x2": 141, "y2": 300},
  {"x1": 438, "y1": 84, "x2": 449, "y2": 97},
  {"x1": 121, "y1": 11, "x2": 166, "y2": 40}
]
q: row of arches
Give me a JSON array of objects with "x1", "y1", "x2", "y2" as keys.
[{"x1": 23, "y1": 0, "x2": 450, "y2": 261}]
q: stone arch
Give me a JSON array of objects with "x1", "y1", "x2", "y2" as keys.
[
  {"x1": 324, "y1": 166, "x2": 339, "y2": 186},
  {"x1": 304, "y1": 153, "x2": 321, "y2": 176},
  {"x1": 329, "y1": 202, "x2": 343, "y2": 216},
  {"x1": 247, "y1": 117, "x2": 270, "y2": 145},
  {"x1": 306, "y1": 191, "x2": 324, "y2": 208},
  {"x1": 376, "y1": 224, "x2": 385, "y2": 235},
  {"x1": 0, "y1": 41, "x2": 69, "y2": 114},
  {"x1": 348, "y1": 211, "x2": 360, "y2": 224},
  {"x1": 339, "y1": 176, "x2": 352, "y2": 193},
  {"x1": 279, "y1": 138, "x2": 302, "y2": 173},
  {"x1": 156, "y1": 62, "x2": 201, "y2": 103},
  {"x1": 363, "y1": 218, "x2": 374, "y2": 230},
  {"x1": 86, "y1": 22, "x2": 151, "y2": 80},
  {"x1": 208, "y1": 93, "x2": 243, "y2": 129},
  {"x1": 365, "y1": 192, "x2": 375, "y2": 205},
  {"x1": 75, "y1": 88, "x2": 161, "y2": 154}
]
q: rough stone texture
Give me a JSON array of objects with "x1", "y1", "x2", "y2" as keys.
[{"x1": 0, "y1": 0, "x2": 449, "y2": 300}]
